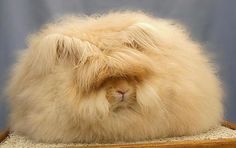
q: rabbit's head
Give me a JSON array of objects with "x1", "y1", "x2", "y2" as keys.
[{"x1": 12, "y1": 21, "x2": 163, "y2": 121}]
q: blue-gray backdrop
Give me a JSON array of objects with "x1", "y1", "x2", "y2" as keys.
[{"x1": 0, "y1": 0, "x2": 236, "y2": 130}]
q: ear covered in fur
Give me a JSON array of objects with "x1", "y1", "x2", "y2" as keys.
[
  {"x1": 27, "y1": 34, "x2": 102, "y2": 76},
  {"x1": 122, "y1": 22, "x2": 160, "y2": 51}
]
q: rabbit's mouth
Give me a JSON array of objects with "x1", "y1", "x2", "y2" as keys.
[
  {"x1": 110, "y1": 102, "x2": 135, "y2": 112},
  {"x1": 108, "y1": 94, "x2": 137, "y2": 112}
]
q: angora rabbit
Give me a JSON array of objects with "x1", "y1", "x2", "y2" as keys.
[{"x1": 6, "y1": 11, "x2": 223, "y2": 143}]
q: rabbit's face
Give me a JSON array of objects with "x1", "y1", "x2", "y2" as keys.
[
  {"x1": 104, "y1": 78, "x2": 137, "y2": 111},
  {"x1": 11, "y1": 21, "x2": 161, "y2": 123}
]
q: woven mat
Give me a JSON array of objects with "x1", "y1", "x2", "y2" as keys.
[{"x1": 1, "y1": 126, "x2": 236, "y2": 148}]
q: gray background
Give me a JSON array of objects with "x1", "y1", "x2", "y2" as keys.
[{"x1": 0, "y1": 0, "x2": 235, "y2": 130}]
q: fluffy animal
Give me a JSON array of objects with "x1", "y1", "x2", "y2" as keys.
[{"x1": 6, "y1": 11, "x2": 223, "y2": 143}]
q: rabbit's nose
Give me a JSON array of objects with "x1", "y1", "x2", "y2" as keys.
[
  {"x1": 117, "y1": 88, "x2": 129, "y2": 95},
  {"x1": 116, "y1": 89, "x2": 129, "y2": 101},
  {"x1": 117, "y1": 90, "x2": 126, "y2": 95}
]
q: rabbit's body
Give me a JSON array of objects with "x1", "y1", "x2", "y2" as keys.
[{"x1": 7, "y1": 12, "x2": 223, "y2": 143}]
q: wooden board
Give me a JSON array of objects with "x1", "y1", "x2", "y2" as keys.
[
  {"x1": 1, "y1": 121, "x2": 236, "y2": 148},
  {"x1": 0, "y1": 128, "x2": 9, "y2": 143}
]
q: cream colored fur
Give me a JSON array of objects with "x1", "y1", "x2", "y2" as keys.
[{"x1": 6, "y1": 11, "x2": 223, "y2": 143}]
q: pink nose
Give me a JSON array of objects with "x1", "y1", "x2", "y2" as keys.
[{"x1": 116, "y1": 90, "x2": 126, "y2": 95}]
